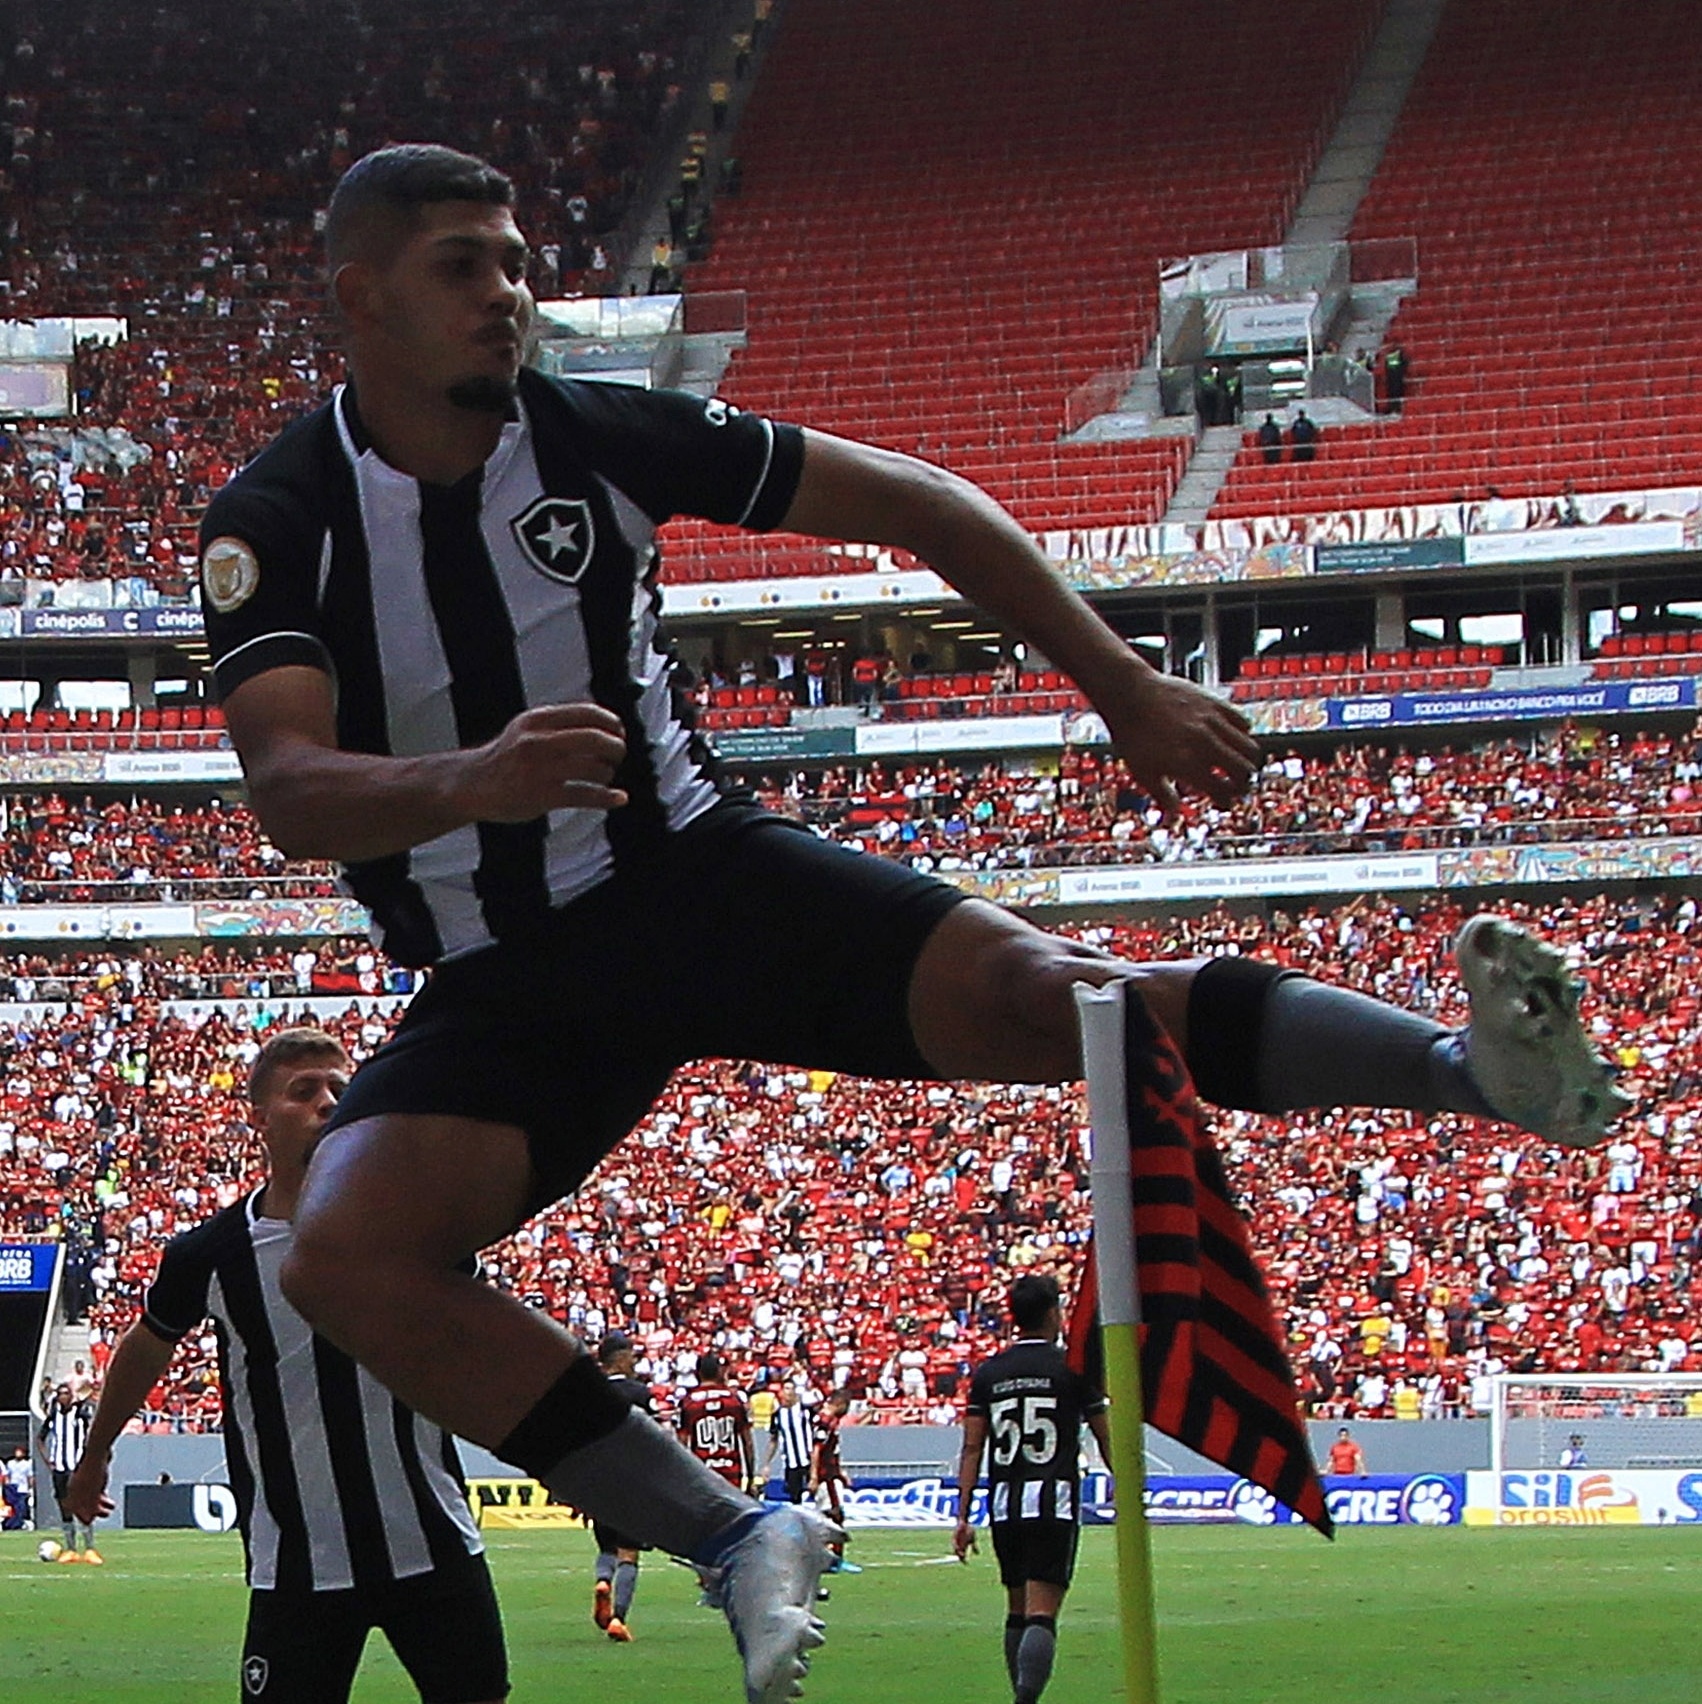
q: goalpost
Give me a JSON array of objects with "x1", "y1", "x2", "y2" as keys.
[{"x1": 1489, "y1": 1374, "x2": 1702, "y2": 1478}]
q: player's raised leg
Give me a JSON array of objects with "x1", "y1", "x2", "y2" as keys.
[{"x1": 907, "y1": 899, "x2": 1629, "y2": 1143}]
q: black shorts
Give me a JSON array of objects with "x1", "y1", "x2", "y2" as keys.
[
  {"x1": 783, "y1": 1464, "x2": 811, "y2": 1505},
  {"x1": 50, "y1": 1468, "x2": 71, "y2": 1515},
  {"x1": 327, "y1": 804, "x2": 966, "y2": 1211},
  {"x1": 591, "y1": 1521, "x2": 644, "y2": 1556},
  {"x1": 240, "y1": 1556, "x2": 507, "y2": 1704},
  {"x1": 990, "y1": 1520, "x2": 1080, "y2": 1591}
]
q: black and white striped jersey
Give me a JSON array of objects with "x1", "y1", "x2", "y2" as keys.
[
  {"x1": 141, "y1": 1190, "x2": 483, "y2": 1592},
  {"x1": 200, "y1": 371, "x2": 804, "y2": 967},
  {"x1": 966, "y1": 1339, "x2": 1106, "y2": 1525},
  {"x1": 39, "y1": 1400, "x2": 92, "y2": 1472},
  {"x1": 769, "y1": 1401, "x2": 817, "y2": 1473}
]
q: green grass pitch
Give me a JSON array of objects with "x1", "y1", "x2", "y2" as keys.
[{"x1": 2, "y1": 1525, "x2": 1698, "y2": 1702}]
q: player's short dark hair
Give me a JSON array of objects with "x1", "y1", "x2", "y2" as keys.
[
  {"x1": 697, "y1": 1352, "x2": 724, "y2": 1381},
  {"x1": 325, "y1": 143, "x2": 515, "y2": 269},
  {"x1": 248, "y1": 1027, "x2": 349, "y2": 1104},
  {"x1": 1009, "y1": 1273, "x2": 1061, "y2": 1333},
  {"x1": 597, "y1": 1332, "x2": 634, "y2": 1366}
]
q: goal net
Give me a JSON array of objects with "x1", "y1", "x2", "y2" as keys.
[{"x1": 1489, "y1": 1374, "x2": 1702, "y2": 1476}]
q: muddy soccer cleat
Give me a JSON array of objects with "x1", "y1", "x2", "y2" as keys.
[
  {"x1": 719, "y1": 1505, "x2": 838, "y2": 1704},
  {"x1": 1455, "y1": 914, "x2": 1633, "y2": 1147}
]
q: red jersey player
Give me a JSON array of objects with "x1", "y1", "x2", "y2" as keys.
[
  {"x1": 678, "y1": 1353, "x2": 756, "y2": 1493},
  {"x1": 810, "y1": 1390, "x2": 859, "y2": 1575}
]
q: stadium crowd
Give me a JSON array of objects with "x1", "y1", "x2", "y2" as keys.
[
  {"x1": 0, "y1": 0, "x2": 716, "y2": 589},
  {"x1": 6, "y1": 891, "x2": 1695, "y2": 1431},
  {"x1": 745, "y1": 722, "x2": 1702, "y2": 867},
  {"x1": 3, "y1": 723, "x2": 1698, "y2": 908}
]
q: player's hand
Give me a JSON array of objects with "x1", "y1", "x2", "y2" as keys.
[
  {"x1": 64, "y1": 1454, "x2": 115, "y2": 1526},
  {"x1": 952, "y1": 1515, "x2": 977, "y2": 1562},
  {"x1": 1092, "y1": 664, "x2": 1261, "y2": 818},
  {"x1": 457, "y1": 703, "x2": 629, "y2": 820}
]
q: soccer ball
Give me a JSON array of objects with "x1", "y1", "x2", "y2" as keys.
[{"x1": 37, "y1": 1539, "x2": 62, "y2": 1563}]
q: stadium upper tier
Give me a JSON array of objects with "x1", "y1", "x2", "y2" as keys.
[
  {"x1": 667, "y1": 0, "x2": 1381, "y2": 581},
  {"x1": 0, "y1": 0, "x2": 709, "y2": 584},
  {"x1": 24, "y1": 892, "x2": 1695, "y2": 1429},
  {"x1": 1213, "y1": 0, "x2": 1702, "y2": 520}
]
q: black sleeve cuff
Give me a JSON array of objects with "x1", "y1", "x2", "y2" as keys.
[
  {"x1": 742, "y1": 422, "x2": 806, "y2": 532},
  {"x1": 211, "y1": 632, "x2": 336, "y2": 702}
]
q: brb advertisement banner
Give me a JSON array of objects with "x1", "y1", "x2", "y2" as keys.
[
  {"x1": 837, "y1": 1473, "x2": 1464, "y2": 1529},
  {"x1": 1328, "y1": 677, "x2": 1699, "y2": 731},
  {"x1": 0, "y1": 1244, "x2": 58, "y2": 1291},
  {"x1": 1465, "y1": 1470, "x2": 1702, "y2": 1526}
]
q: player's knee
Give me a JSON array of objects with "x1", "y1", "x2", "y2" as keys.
[
  {"x1": 277, "y1": 1231, "x2": 376, "y2": 1334},
  {"x1": 277, "y1": 1238, "x2": 338, "y2": 1329},
  {"x1": 966, "y1": 928, "x2": 1112, "y2": 1076}
]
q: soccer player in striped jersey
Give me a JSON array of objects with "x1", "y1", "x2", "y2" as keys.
[
  {"x1": 204, "y1": 139, "x2": 1627, "y2": 1704},
  {"x1": 954, "y1": 1276, "x2": 1110, "y2": 1704},
  {"x1": 64, "y1": 1030, "x2": 507, "y2": 1704},
  {"x1": 38, "y1": 1383, "x2": 97, "y2": 1563}
]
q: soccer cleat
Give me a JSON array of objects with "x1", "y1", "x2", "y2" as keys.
[
  {"x1": 593, "y1": 1579, "x2": 614, "y2": 1630},
  {"x1": 831, "y1": 1558, "x2": 862, "y2": 1575},
  {"x1": 1455, "y1": 914, "x2": 1633, "y2": 1147},
  {"x1": 719, "y1": 1505, "x2": 838, "y2": 1704},
  {"x1": 82, "y1": 1550, "x2": 103, "y2": 1566},
  {"x1": 56, "y1": 1549, "x2": 82, "y2": 1564},
  {"x1": 606, "y1": 1618, "x2": 633, "y2": 1643}
]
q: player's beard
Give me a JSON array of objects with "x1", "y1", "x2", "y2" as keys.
[{"x1": 446, "y1": 373, "x2": 519, "y2": 414}]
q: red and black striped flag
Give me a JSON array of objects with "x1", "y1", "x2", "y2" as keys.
[{"x1": 1065, "y1": 984, "x2": 1332, "y2": 1536}]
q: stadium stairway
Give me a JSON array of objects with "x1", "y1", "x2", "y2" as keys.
[
  {"x1": 1285, "y1": 0, "x2": 1448, "y2": 248},
  {"x1": 44, "y1": 1321, "x2": 93, "y2": 1396},
  {"x1": 1160, "y1": 426, "x2": 1245, "y2": 527},
  {"x1": 1160, "y1": 0, "x2": 1444, "y2": 526}
]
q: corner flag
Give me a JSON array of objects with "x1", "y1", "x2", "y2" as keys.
[{"x1": 1067, "y1": 980, "x2": 1331, "y2": 1537}]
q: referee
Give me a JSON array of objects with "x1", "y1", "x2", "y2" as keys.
[
  {"x1": 760, "y1": 1382, "x2": 816, "y2": 1506},
  {"x1": 38, "y1": 1382, "x2": 97, "y2": 1562},
  {"x1": 953, "y1": 1276, "x2": 1110, "y2": 1704},
  {"x1": 65, "y1": 1029, "x2": 507, "y2": 1704}
]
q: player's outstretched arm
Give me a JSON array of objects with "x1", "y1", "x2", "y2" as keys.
[
  {"x1": 780, "y1": 430, "x2": 1261, "y2": 816},
  {"x1": 64, "y1": 1323, "x2": 177, "y2": 1524},
  {"x1": 223, "y1": 666, "x2": 628, "y2": 862},
  {"x1": 953, "y1": 1412, "x2": 989, "y2": 1560}
]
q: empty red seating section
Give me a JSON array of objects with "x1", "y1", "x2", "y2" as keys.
[
  {"x1": 1229, "y1": 647, "x2": 1500, "y2": 701},
  {"x1": 1214, "y1": 0, "x2": 1702, "y2": 521},
  {"x1": 666, "y1": 0, "x2": 1382, "y2": 581},
  {"x1": 885, "y1": 671, "x2": 1088, "y2": 720},
  {"x1": 1591, "y1": 630, "x2": 1702, "y2": 680},
  {"x1": 0, "y1": 704, "x2": 226, "y2": 751}
]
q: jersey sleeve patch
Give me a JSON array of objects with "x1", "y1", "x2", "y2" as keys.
[{"x1": 202, "y1": 535, "x2": 262, "y2": 613}]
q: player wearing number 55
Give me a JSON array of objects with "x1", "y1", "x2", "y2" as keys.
[{"x1": 954, "y1": 1274, "x2": 1113, "y2": 1704}]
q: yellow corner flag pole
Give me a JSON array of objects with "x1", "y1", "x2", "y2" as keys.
[{"x1": 1074, "y1": 981, "x2": 1162, "y2": 1704}]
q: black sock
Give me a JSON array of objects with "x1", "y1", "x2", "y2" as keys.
[
  {"x1": 496, "y1": 1355, "x2": 633, "y2": 1476},
  {"x1": 498, "y1": 1357, "x2": 756, "y2": 1564},
  {"x1": 613, "y1": 1559, "x2": 638, "y2": 1620},
  {"x1": 1185, "y1": 957, "x2": 1492, "y2": 1117},
  {"x1": 1015, "y1": 1616, "x2": 1057, "y2": 1702},
  {"x1": 1004, "y1": 1614, "x2": 1026, "y2": 1687}
]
